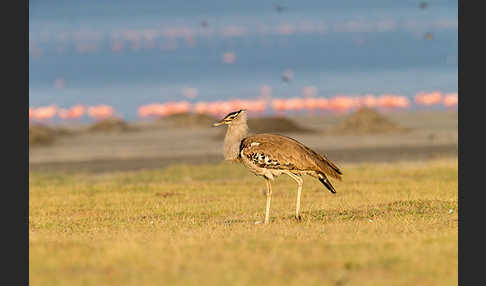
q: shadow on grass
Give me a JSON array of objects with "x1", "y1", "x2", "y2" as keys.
[
  {"x1": 207, "y1": 199, "x2": 457, "y2": 226},
  {"x1": 300, "y1": 199, "x2": 457, "y2": 223},
  {"x1": 154, "y1": 192, "x2": 181, "y2": 198},
  {"x1": 126, "y1": 199, "x2": 457, "y2": 226}
]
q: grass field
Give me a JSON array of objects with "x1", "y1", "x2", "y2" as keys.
[{"x1": 29, "y1": 158, "x2": 458, "y2": 286}]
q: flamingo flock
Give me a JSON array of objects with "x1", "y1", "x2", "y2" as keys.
[
  {"x1": 414, "y1": 91, "x2": 459, "y2": 107},
  {"x1": 29, "y1": 91, "x2": 457, "y2": 122},
  {"x1": 30, "y1": 104, "x2": 114, "y2": 122},
  {"x1": 30, "y1": 17, "x2": 457, "y2": 59}
]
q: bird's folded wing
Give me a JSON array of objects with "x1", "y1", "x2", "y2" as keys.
[{"x1": 240, "y1": 134, "x2": 342, "y2": 180}]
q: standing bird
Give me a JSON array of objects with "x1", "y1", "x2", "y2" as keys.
[{"x1": 213, "y1": 109, "x2": 342, "y2": 224}]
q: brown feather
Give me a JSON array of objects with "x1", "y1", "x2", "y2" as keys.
[{"x1": 240, "y1": 134, "x2": 342, "y2": 180}]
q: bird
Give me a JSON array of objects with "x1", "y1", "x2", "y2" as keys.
[
  {"x1": 212, "y1": 109, "x2": 342, "y2": 224},
  {"x1": 273, "y1": 3, "x2": 286, "y2": 13},
  {"x1": 281, "y1": 69, "x2": 294, "y2": 83}
]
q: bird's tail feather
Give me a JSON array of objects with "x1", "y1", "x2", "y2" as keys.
[{"x1": 317, "y1": 172, "x2": 337, "y2": 194}]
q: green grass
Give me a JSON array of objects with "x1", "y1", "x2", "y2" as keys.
[{"x1": 29, "y1": 158, "x2": 458, "y2": 286}]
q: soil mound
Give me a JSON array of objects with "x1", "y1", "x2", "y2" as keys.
[
  {"x1": 29, "y1": 124, "x2": 75, "y2": 147},
  {"x1": 88, "y1": 118, "x2": 137, "y2": 133},
  {"x1": 248, "y1": 116, "x2": 315, "y2": 134},
  {"x1": 333, "y1": 108, "x2": 409, "y2": 135},
  {"x1": 162, "y1": 113, "x2": 219, "y2": 128},
  {"x1": 30, "y1": 125, "x2": 56, "y2": 146},
  {"x1": 213, "y1": 116, "x2": 315, "y2": 140}
]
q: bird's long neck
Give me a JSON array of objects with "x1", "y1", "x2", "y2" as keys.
[{"x1": 223, "y1": 122, "x2": 248, "y2": 161}]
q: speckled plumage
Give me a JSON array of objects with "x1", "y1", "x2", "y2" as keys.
[
  {"x1": 239, "y1": 133, "x2": 342, "y2": 182},
  {"x1": 213, "y1": 109, "x2": 343, "y2": 224}
]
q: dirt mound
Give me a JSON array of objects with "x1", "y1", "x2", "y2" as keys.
[
  {"x1": 333, "y1": 108, "x2": 409, "y2": 135},
  {"x1": 213, "y1": 116, "x2": 315, "y2": 140},
  {"x1": 30, "y1": 125, "x2": 56, "y2": 146},
  {"x1": 29, "y1": 124, "x2": 75, "y2": 147},
  {"x1": 162, "y1": 113, "x2": 219, "y2": 128},
  {"x1": 88, "y1": 118, "x2": 137, "y2": 133},
  {"x1": 248, "y1": 116, "x2": 315, "y2": 134}
]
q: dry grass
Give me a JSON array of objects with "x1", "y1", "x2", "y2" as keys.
[{"x1": 29, "y1": 158, "x2": 457, "y2": 286}]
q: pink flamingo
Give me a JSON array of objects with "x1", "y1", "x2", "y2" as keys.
[
  {"x1": 57, "y1": 108, "x2": 70, "y2": 120},
  {"x1": 87, "y1": 105, "x2": 114, "y2": 121},
  {"x1": 253, "y1": 99, "x2": 267, "y2": 116},
  {"x1": 315, "y1": 97, "x2": 330, "y2": 114},
  {"x1": 218, "y1": 101, "x2": 234, "y2": 116},
  {"x1": 222, "y1": 52, "x2": 237, "y2": 64},
  {"x1": 271, "y1": 98, "x2": 286, "y2": 116},
  {"x1": 328, "y1": 96, "x2": 356, "y2": 113},
  {"x1": 153, "y1": 104, "x2": 169, "y2": 118},
  {"x1": 164, "y1": 102, "x2": 179, "y2": 116},
  {"x1": 443, "y1": 93, "x2": 458, "y2": 108},
  {"x1": 378, "y1": 93, "x2": 410, "y2": 110},
  {"x1": 171, "y1": 101, "x2": 191, "y2": 114},
  {"x1": 359, "y1": 94, "x2": 379, "y2": 108},
  {"x1": 207, "y1": 101, "x2": 224, "y2": 117},
  {"x1": 414, "y1": 91, "x2": 443, "y2": 106},
  {"x1": 55, "y1": 104, "x2": 86, "y2": 120},
  {"x1": 32, "y1": 105, "x2": 58, "y2": 122},
  {"x1": 193, "y1": 102, "x2": 209, "y2": 114},
  {"x1": 229, "y1": 99, "x2": 245, "y2": 112},
  {"x1": 392, "y1": 96, "x2": 411, "y2": 109},
  {"x1": 138, "y1": 104, "x2": 157, "y2": 118},
  {"x1": 285, "y1": 97, "x2": 305, "y2": 114},
  {"x1": 303, "y1": 97, "x2": 318, "y2": 115},
  {"x1": 244, "y1": 99, "x2": 267, "y2": 117},
  {"x1": 67, "y1": 104, "x2": 85, "y2": 119}
]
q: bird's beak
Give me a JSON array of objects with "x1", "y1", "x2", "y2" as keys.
[{"x1": 212, "y1": 120, "x2": 225, "y2": 127}]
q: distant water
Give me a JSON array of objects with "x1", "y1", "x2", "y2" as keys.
[{"x1": 29, "y1": 0, "x2": 458, "y2": 120}]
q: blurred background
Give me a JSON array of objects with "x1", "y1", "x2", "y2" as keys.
[
  {"x1": 29, "y1": 0, "x2": 458, "y2": 172},
  {"x1": 29, "y1": 3, "x2": 459, "y2": 284}
]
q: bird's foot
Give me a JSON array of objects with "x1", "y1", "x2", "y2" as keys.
[{"x1": 295, "y1": 215, "x2": 302, "y2": 221}]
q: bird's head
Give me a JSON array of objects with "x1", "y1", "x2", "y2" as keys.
[{"x1": 212, "y1": 109, "x2": 247, "y2": 127}]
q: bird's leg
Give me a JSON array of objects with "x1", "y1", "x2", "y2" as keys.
[
  {"x1": 264, "y1": 179, "x2": 273, "y2": 224},
  {"x1": 285, "y1": 171, "x2": 304, "y2": 220},
  {"x1": 295, "y1": 177, "x2": 303, "y2": 220}
]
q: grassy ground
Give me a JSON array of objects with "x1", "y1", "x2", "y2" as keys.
[{"x1": 29, "y1": 158, "x2": 458, "y2": 286}]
